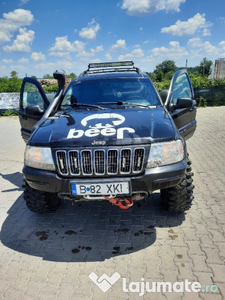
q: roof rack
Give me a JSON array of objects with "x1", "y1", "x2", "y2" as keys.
[{"x1": 79, "y1": 61, "x2": 143, "y2": 77}]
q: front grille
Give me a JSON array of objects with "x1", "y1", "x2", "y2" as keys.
[{"x1": 55, "y1": 147, "x2": 146, "y2": 177}]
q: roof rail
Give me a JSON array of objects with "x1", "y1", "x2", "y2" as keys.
[{"x1": 79, "y1": 61, "x2": 143, "y2": 77}]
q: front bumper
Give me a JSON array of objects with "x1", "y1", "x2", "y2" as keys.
[{"x1": 23, "y1": 158, "x2": 186, "y2": 199}]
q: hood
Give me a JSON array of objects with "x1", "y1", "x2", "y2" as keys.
[{"x1": 30, "y1": 107, "x2": 176, "y2": 147}]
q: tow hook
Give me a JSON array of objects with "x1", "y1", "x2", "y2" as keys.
[{"x1": 103, "y1": 196, "x2": 134, "y2": 210}]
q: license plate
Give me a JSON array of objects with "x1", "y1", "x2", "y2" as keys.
[{"x1": 71, "y1": 181, "x2": 130, "y2": 196}]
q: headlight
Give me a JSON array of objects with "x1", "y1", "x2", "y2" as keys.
[
  {"x1": 24, "y1": 146, "x2": 56, "y2": 171},
  {"x1": 146, "y1": 140, "x2": 184, "y2": 168}
]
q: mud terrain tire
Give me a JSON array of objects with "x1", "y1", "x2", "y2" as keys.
[
  {"x1": 23, "y1": 181, "x2": 61, "y2": 213},
  {"x1": 161, "y1": 154, "x2": 194, "y2": 212}
]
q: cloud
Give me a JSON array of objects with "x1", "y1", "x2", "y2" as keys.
[
  {"x1": 10, "y1": 64, "x2": 26, "y2": 71},
  {"x1": 91, "y1": 45, "x2": 104, "y2": 53},
  {"x1": 18, "y1": 57, "x2": 29, "y2": 63},
  {"x1": 111, "y1": 39, "x2": 126, "y2": 52},
  {"x1": 2, "y1": 59, "x2": 13, "y2": 63},
  {"x1": 79, "y1": 19, "x2": 100, "y2": 40},
  {"x1": 219, "y1": 41, "x2": 225, "y2": 56},
  {"x1": 76, "y1": 50, "x2": 95, "y2": 61},
  {"x1": 31, "y1": 52, "x2": 46, "y2": 62},
  {"x1": 3, "y1": 28, "x2": 35, "y2": 52},
  {"x1": 105, "y1": 52, "x2": 112, "y2": 60},
  {"x1": 151, "y1": 41, "x2": 188, "y2": 59},
  {"x1": 118, "y1": 48, "x2": 144, "y2": 60},
  {"x1": 161, "y1": 13, "x2": 212, "y2": 36},
  {"x1": 0, "y1": 32, "x2": 11, "y2": 44},
  {"x1": 187, "y1": 37, "x2": 221, "y2": 57},
  {"x1": 50, "y1": 36, "x2": 85, "y2": 52},
  {"x1": 0, "y1": 9, "x2": 34, "y2": 44},
  {"x1": 20, "y1": 0, "x2": 30, "y2": 4},
  {"x1": 34, "y1": 61, "x2": 78, "y2": 76},
  {"x1": 121, "y1": 0, "x2": 185, "y2": 16},
  {"x1": 187, "y1": 37, "x2": 203, "y2": 48}
]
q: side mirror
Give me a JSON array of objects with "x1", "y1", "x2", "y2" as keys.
[
  {"x1": 175, "y1": 98, "x2": 193, "y2": 109},
  {"x1": 159, "y1": 90, "x2": 168, "y2": 104},
  {"x1": 25, "y1": 105, "x2": 43, "y2": 116}
]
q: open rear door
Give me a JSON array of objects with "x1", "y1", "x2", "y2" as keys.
[{"x1": 19, "y1": 78, "x2": 49, "y2": 143}]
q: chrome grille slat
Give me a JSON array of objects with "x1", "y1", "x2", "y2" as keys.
[
  {"x1": 133, "y1": 148, "x2": 145, "y2": 172},
  {"x1": 56, "y1": 151, "x2": 68, "y2": 175},
  {"x1": 94, "y1": 150, "x2": 105, "y2": 174},
  {"x1": 69, "y1": 151, "x2": 80, "y2": 174},
  {"x1": 120, "y1": 149, "x2": 131, "y2": 173},
  {"x1": 81, "y1": 150, "x2": 92, "y2": 174},
  {"x1": 108, "y1": 149, "x2": 118, "y2": 174},
  {"x1": 56, "y1": 147, "x2": 145, "y2": 176}
]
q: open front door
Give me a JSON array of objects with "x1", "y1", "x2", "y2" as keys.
[
  {"x1": 19, "y1": 78, "x2": 49, "y2": 143},
  {"x1": 165, "y1": 69, "x2": 197, "y2": 140}
]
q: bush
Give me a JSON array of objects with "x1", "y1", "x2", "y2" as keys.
[
  {"x1": 0, "y1": 77, "x2": 22, "y2": 93},
  {"x1": 43, "y1": 84, "x2": 58, "y2": 92},
  {"x1": 0, "y1": 109, "x2": 19, "y2": 116}
]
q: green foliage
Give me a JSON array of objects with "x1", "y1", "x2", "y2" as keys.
[
  {"x1": 10, "y1": 71, "x2": 18, "y2": 79},
  {"x1": 154, "y1": 60, "x2": 177, "y2": 80},
  {"x1": 197, "y1": 96, "x2": 207, "y2": 107},
  {"x1": 0, "y1": 76, "x2": 22, "y2": 92},
  {"x1": 43, "y1": 83, "x2": 58, "y2": 92},
  {"x1": 0, "y1": 109, "x2": 19, "y2": 116},
  {"x1": 197, "y1": 58, "x2": 213, "y2": 77},
  {"x1": 146, "y1": 59, "x2": 225, "y2": 92},
  {"x1": 68, "y1": 72, "x2": 76, "y2": 79},
  {"x1": 153, "y1": 80, "x2": 171, "y2": 91},
  {"x1": 43, "y1": 74, "x2": 53, "y2": 79}
]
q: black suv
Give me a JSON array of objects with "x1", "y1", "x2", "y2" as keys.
[{"x1": 19, "y1": 61, "x2": 196, "y2": 212}]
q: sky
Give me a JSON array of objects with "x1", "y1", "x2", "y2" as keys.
[{"x1": 0, "y1": 0, "x2": 225, "y2": 78}]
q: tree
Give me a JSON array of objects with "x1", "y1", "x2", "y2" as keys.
[
  {"x1": 10, "y1": 71, "x2": 18, "y2": 79},
  {"x1": 43, "y1": 74, "x2": 53, "y2": 79},
  {"x1": 197, "y1": 58, "x2": 213, "y2": 77},
  {"x1": 68, "y1": 72, "x2": 76, "y2": 79},
  {"x1": 154, "y1": 60, "x2": 177, "y2": 76}
]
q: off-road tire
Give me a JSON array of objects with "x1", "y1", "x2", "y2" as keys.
[
  {"x1": 161, "y1": 154, "x2": 194, "y2": 212},
  {"x1": 23, "y1": 181, "x2": 61, "y2": 213}
]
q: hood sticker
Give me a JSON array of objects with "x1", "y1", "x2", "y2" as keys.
[{"x1": 67, "y1": 113, "x2": 135, "y2": 140}]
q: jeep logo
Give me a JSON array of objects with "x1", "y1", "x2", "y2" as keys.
[{"x1": 67, "y1": 113, "x2": 135, "y2": 140}]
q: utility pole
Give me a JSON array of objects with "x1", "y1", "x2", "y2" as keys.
[{"x1": 203, "y1": 57, "x2": 206, "y2": 77}]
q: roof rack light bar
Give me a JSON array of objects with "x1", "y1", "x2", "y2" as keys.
[{"x1": 88, "y1": 61, "x2": 134, "y2": 69}]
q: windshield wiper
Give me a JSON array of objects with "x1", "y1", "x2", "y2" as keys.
[
  {"x1": 61, "y1": 103, "x2": 106, "y2": 110},
  {"x1": 98, "y1": 101, "x2": 149, "y2": 108}
]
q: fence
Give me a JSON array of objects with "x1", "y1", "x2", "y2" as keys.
[{"x1": 194, "y1": 86, "x2": 225, "y2": 106}]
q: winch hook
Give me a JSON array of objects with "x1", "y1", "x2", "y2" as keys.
[{"x1": 103, "y1": 196, "x2": 134, "y2": 210}]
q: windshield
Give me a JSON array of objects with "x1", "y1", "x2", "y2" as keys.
[{"x1": 60, "y1": 78, "x2": 161, "y2": 109}]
